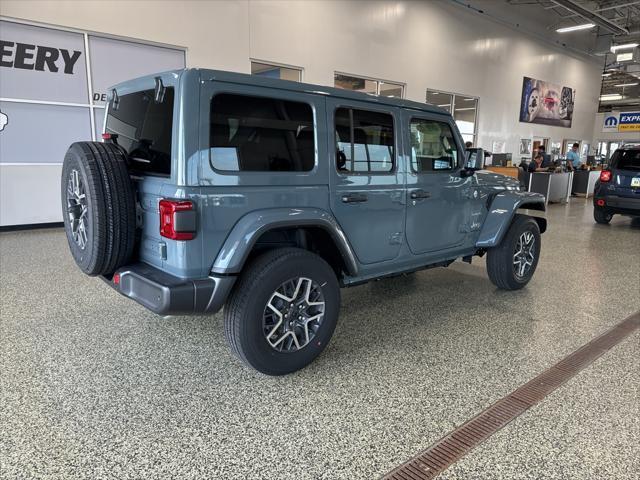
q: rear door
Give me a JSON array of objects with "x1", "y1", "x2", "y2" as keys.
[{"x1": 326, "y1": 99, "x2": 405, "y2": 265}]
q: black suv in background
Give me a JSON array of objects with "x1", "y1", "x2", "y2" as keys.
[{"x1": 593, "y1": 145, "x2": 640, "y2": 224}]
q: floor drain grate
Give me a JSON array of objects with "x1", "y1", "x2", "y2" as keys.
[{"x1": 383, "y1": 311, "x2": 639, "y2": 480}]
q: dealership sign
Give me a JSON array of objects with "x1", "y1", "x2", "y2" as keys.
[{"x1": 602, "y1": 112, "x2": 640, "y2": 132}]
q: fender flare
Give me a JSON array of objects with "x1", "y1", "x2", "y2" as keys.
[
  {"x1": 210, "y1": 207, "x2": 359, "y2": 276},
  {"x1": 476, "y1": 192, "x2": 546, "y2": 248}
]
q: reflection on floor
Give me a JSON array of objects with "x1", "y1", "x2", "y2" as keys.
[{"x1": 1, "y1": 199, "x2": 638, "y2": 479}]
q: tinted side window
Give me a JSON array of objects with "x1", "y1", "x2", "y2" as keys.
[
  {"x1": 209, "y1": 94, "x2": 314, "y2": 172},
  {"x1": 336, "y1": 108, "x2": 394, "y2": 173},
  {"x1": 106, "y1": 88, "x2": 174, "y2": 176},
  {"x1": 410, "y1": 119, "x2": 460, "y2": 172}
]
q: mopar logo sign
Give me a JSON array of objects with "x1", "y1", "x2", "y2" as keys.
[
  {"x1": 602, "y1": 114, "x2": 619, "y2": 132},
  {"x1": 604, "y1": 112, "x2": 640, "y2": 132}
]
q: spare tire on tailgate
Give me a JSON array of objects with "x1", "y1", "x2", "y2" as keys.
[{"x1": 61, "y1": 141, "x2": 136, "y2": 276}]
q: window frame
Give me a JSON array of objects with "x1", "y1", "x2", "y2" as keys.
[
  {"x1": 408, "y1": 116, "x2": 463, "y2": 175},
  {"x1": 207, "y1": 90, "x2": 318, "y2": 175},
  {"x1": 250, "y1": 59, "x2": 304, "y2": 82},
  {"x1": 334, "y1": 72, "x2": 405, "y2": 99},
  {"x1": 426, "y1": 89, "x2": 479, "y2": 146},
  {"x1": 333, "y1": 104, "x2": 398, "y2": 176}
]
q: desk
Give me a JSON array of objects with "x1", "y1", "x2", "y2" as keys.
[
  {"x1": 529, "y1": 172, "x2": 573, "y2": 204},
  {"x1": 486, "y1": 166, "x2": 519, "y2": 179},
  {"x1": 572, "y1": 170, "x2": 600, "y2": 197}
]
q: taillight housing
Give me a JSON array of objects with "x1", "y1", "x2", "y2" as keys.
[
  {"x1": 599, "y1": 170, "x2": 612, "y2": 183},
  {"x1": 159, "y1": 199, "x2": 196, "y2": 240}
]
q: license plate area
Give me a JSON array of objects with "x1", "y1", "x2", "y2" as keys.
[{"x1": 632, "y1": 177, "x2": 640, "y2": 188}]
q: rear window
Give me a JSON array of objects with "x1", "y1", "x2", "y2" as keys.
[
  {"x1": 209, "y1": 93, "x2": 315, "y2": 172},
  {"x1": 611, "y1": 149, "x2": 640, "y2": 171},
  {"x1": 106, "y1": 88, "x2": 174, "y2": 176}
]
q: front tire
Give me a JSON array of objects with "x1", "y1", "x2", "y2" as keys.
[
  {"x1": 486, "y1": 215, "x2": 541, "y2": 290},
  {"x1": 593, "y1": 207, "x2": 612, "y2": 224},
  {"x1": 224, "y1": 248, "x2": 340, "y2": 375}
]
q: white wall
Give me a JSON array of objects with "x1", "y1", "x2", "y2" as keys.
[{"x1": 1, "y1": 0, "x2": 604, "y2": 224}]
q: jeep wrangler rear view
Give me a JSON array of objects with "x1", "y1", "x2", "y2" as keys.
[{"x1": 61, "y1": 69, "x2": 547, "y2": 375}]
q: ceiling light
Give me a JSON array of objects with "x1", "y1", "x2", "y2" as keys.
[
  {"x1": 455, "y1": 107, "x2": 476, "y2": 111},
  {"x1": 614, "y1": 82, "x2": 639, "y2": 87},
  {"x1": 602, "y1": 73, "x2": 612, "y2": 77},
  {"x1": 556, "y1": 23, "x2": 595, "y2": 33},
  {"x1": 437, "y1": 104, "x2": 451, "y2": 108},
  {"x1": 610, "y1": 43, "x2": 639, "y2": 52},
  {"x1": 600, "y1": 94, "x2": 623, "y2": 101}
]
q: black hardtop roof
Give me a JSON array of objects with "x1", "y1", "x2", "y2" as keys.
[{"x1": 192, "y1": 68, "x2": 450, "y2": 116}]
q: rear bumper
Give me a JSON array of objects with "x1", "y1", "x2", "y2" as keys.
[
  {"x1": 105, "y1": 263, "x2": 236, "y2": 315},
  {"x1": 594, "y1": 194, "x2": 640, "y2": 215}
]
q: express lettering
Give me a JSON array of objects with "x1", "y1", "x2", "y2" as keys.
[
  {"x1": 0, "y1": 40, "x2": 82, "y2": 74},
  {"x1": 620, "y1": 114, "x2": 640, "y2": 123}
]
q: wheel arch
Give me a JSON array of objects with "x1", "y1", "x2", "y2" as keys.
[
  {"x1": 476, "y1": 192, "x2": 546, "y2": 248},
  {"x1": 210, "y1": 208, "x2": 358, "y2": 278}
]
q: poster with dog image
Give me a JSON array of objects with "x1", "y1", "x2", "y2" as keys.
[{"x1": 519, "y1": 77, "x2": 575, "y2": 128}]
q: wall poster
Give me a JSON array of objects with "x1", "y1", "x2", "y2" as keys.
[
  {"x1": 519, "y1": 76, "x2": 575, "y2": 128},
  {"x1": 519, "y1": 138, "x2": 532, "y2": 156}
]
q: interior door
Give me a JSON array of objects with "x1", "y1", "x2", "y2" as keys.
[
  {"x1": 326, "y1": 99, "x2": 405, "y2": 265},
  {"x1": 403, "y1": 112, "x2": 472, "y2": 255}
]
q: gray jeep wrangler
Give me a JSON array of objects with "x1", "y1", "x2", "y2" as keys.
[{"x1": 61, "y1": 69, "x2": 546, "y2": 375}]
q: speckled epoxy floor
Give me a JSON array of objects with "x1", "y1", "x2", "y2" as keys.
[{"x1": 1, "y1": 199, "x2": 638, "y2": 480}]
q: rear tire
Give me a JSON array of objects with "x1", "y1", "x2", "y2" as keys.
[
  {"x1": 61, "y1": 142, "x2": 136, "y2": 276},
  {"x1": 593, "y1": 207, "x2": 612, "y2": 224},
  {"x1": 486, "y1": 215, "x2": 541, "y2": 290},
  {"x1": 224, "y1": 248, "x2": 340, "y2": 375}
]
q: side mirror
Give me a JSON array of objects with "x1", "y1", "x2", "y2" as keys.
[{"x1": 463, "y1": 148, "x2": 485, "y2": 173}]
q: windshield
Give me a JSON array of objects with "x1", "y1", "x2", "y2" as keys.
[
  {"x1": 611, "y1": 149, "x2": 640, "y2": 172},
  {"x1": 106, "y1": 87, "x2": 174, "y2": 176}
]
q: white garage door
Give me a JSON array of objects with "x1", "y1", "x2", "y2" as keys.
[{"x1": 0, "y1": 19, "x2": 185, "y2": 227}]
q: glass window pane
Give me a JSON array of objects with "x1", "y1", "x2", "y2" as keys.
[
  {"x1": 106, "y1": 88, "x2": 174, "y2": 176},
  {"x1": 0, "y1": 20, "x2": 89, "y2": 104},
  {"x1": 335, "y1": 108, "x2": 394, "y2": 173},
  {"x1": 426, "y1": 90, "x2": 452, "y2": 112},
  {"x1": 379, "y1": 82, "x2": 403, "y2": 98},
  {"x1": 334, "y1": 74, "x2": 377, "y2": 94},
  {"x1": 0, "y1": 101, "x2": 91, "y2": 164},
  {"x1": 410, "y1": 119, "x2": 459, "y2": 172},
  {"x1": 89, "y1": 35, "x2": 185, "y2": 106},
  {"x1": 453, "y1": 96, "x2": 477, "y2": 135},
  {"x1": 251, "y1": 62, "x2": 301, "y2": 82},
  {"x1": 209, "y1": 94, "x2": 314, "y2": 172},
  {"x1": 94, "y1": 107, "x2": 105, "y2": 139},
  {"x1": 461, "y1": 133, "x2": 475, "y2": 145}
]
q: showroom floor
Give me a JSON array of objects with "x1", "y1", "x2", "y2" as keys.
[{"x1": 1, "y1": 199, "x2": 638, "y2": 480}]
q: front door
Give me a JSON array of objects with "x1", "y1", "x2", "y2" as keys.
[
  {"x1": 326, "y1": 99, "x2": 405, "y2": 265},
  {"x1": 403, "y1": 112, "x2": 472, "y2": 255}
]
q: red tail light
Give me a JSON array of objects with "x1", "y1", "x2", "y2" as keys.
[
  {"x1": 159, "y1": 199, "x2": 196, "y2": 240},
  {"x1": 599, "y1": 170, "x2": 612, "y2": 182},
  {"x1": 596, "y1": 199, "x2": 605, "y2": 207}
]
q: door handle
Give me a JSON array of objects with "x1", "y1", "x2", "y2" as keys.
[
  {"x1": 341, "y1": 193, "x2": 368, "y2": 203},
  {"x1": 410, "y1": 189, "x2": 431, "y2": 200}
]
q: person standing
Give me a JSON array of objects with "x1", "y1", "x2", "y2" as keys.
[{"x1": 566, "y1": 143, "x2": 581, "y2": 170}]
